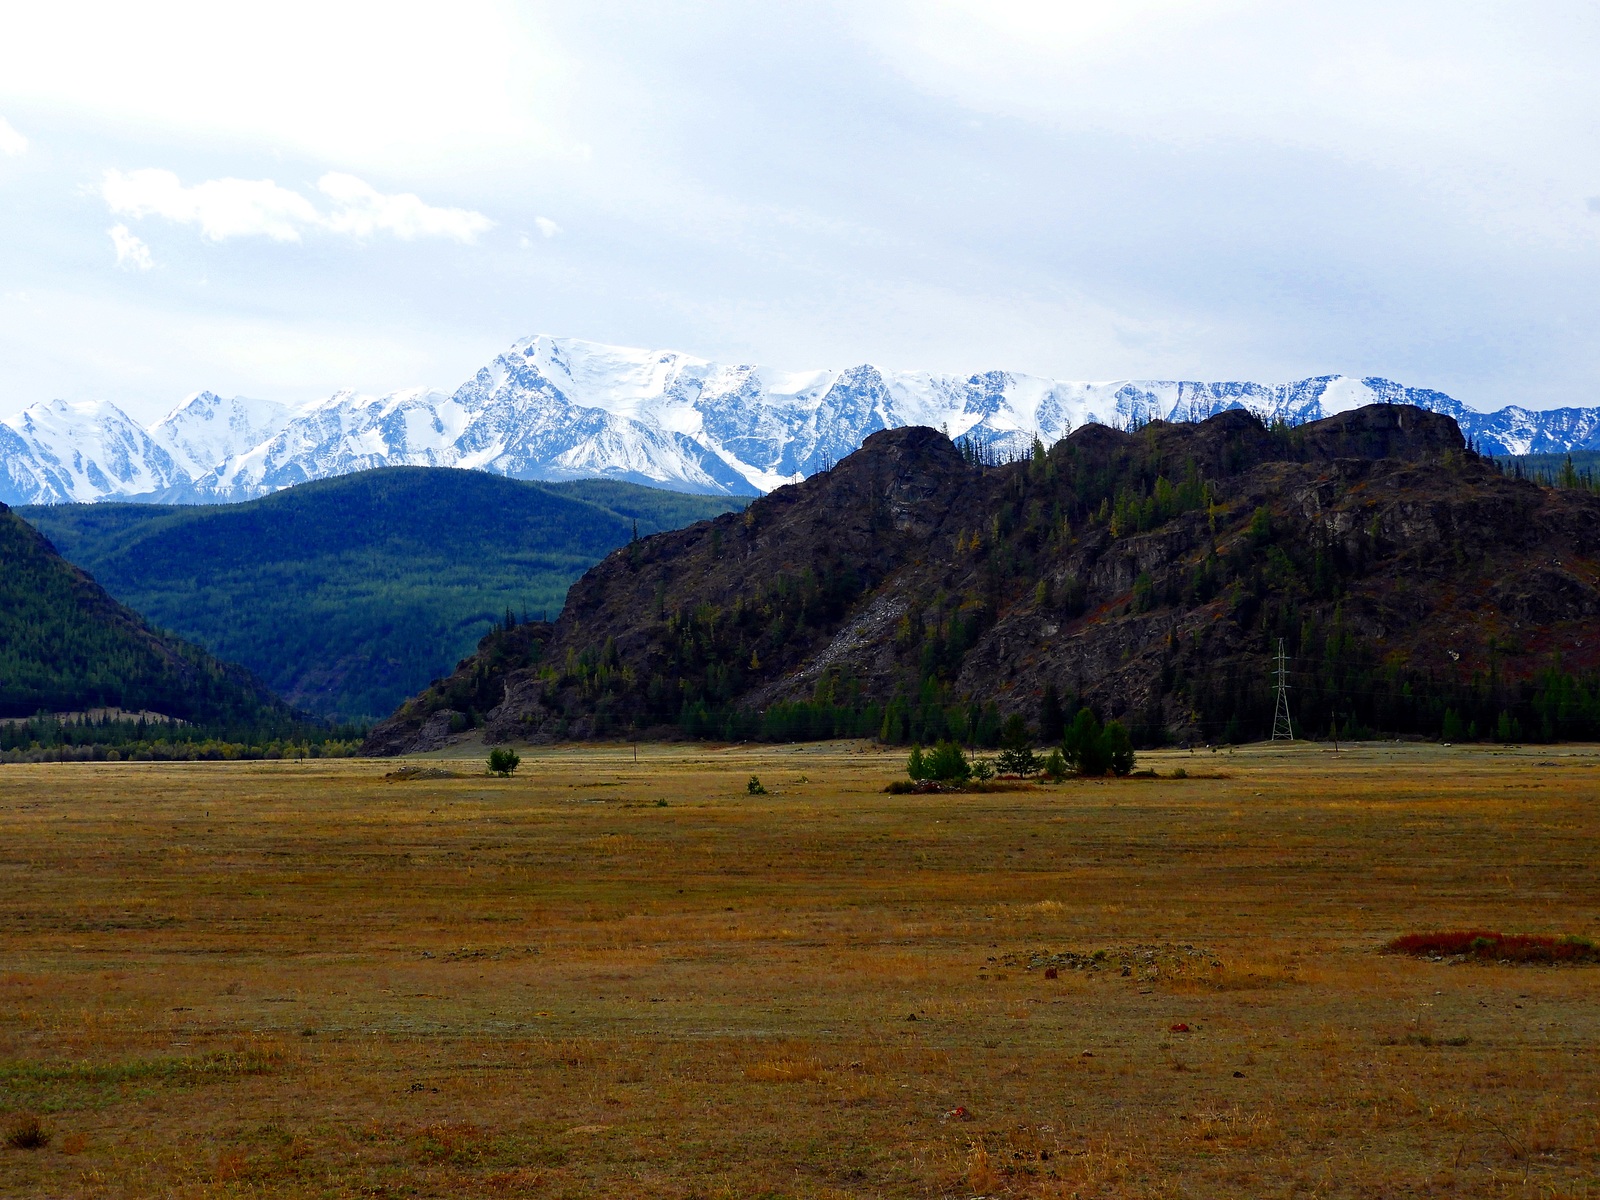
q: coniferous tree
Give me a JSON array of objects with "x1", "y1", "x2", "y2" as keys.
[{"x1": 1039, "y1": 682, "x2": 1065, "y2": 742}]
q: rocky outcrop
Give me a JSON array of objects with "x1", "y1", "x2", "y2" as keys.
[
  {"x1": 361, "y1": 621, "x2": 553, "y2": 756},
  {"x1": 365, "y1": 404, "x2": 1600, "y2": 752}
]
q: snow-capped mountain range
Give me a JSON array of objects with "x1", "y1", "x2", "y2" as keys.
[{"x1": 4, "y1": 336, "x2": 1598, "y2": 506}]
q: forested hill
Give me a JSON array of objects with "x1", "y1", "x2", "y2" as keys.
[
  {"x1": 365, "y1": 404, "x2": 1600, "y2": 754},
  {"x1": 20, "y1": 469, "x2": 742, "y2": 721},
  {"x1": 0, "y1": 501, "x2": 286, "y2": 724}
]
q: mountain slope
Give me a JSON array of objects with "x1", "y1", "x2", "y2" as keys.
[
  {"x1": 7, "y1": 336, "x2": 1600, "y2": 506},
  {"x1": 0, "y1": 502, "x2": 287, "y2": 723},
  {"x1": 21, "y1": 469, "x2": 742, "y2": 721},
  {"x1": 363, "y1": 404, "x2": 1600, "y2": 753}
]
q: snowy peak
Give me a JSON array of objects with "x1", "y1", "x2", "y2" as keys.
[
  {"x1": 1, "y1": 398, "x2": 181, "y2": 504},
  {"x1": 4, "y1": 336, "x2": 1599, "y2": 507}
]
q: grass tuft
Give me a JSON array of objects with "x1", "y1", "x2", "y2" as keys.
[
  {"x1": 744, "y1": 1058, "x2": 823, "y2": 1082},
  {"x1": 5, "y1": 1113, "x2": 49, "y2": 1150}
]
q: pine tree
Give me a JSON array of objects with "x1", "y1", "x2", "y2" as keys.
[{"x1": 1040, "y1": 682, "x2": 1065, "y2": 742}]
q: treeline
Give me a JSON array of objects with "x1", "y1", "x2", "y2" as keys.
[
  {"x1": 0, "y1": 711, "x2": 366, "y2": 762},
  {"x1": 1184, "y1": 646, "x2": 1600, "y2": 746},
  {"x1": 2, "y1": 738, "x2": 363, "y2": 764},
  {"x1": 1495, "y1": 451, "x2": 1600, "y2": 494},
  {"x1": 903, "y1": 707, "x2": 1136, "y2": 785}
]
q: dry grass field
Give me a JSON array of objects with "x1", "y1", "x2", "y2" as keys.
[{"x1": 1, "y1": 740, "x2": 1598, "y2": 1198}]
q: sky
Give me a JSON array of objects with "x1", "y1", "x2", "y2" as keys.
[{"x1": 1, "y1": 0, "x2": 1598, "y2": 423}]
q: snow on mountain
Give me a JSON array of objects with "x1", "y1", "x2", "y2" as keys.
[
  {"x1": 150, "y1": 391, "x2": 293, "y2": 484},
  {"x1": 0, "y1": 398, "x2": 183, "y2": 504},
  {"x1": 197, "y1": 387, "x2": 467, "y2": 498},
  {"x1": 4, "y1": 336, "x2": 1598, "y2": 507}
]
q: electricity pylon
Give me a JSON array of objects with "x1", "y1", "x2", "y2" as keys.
[{"x1": 1270, "y1": 638, "x2": 1295, "y2": 741}]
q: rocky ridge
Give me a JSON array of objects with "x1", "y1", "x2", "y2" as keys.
[{"x1": 364, "y1": 403, "x2": 1600, "y2": 754}]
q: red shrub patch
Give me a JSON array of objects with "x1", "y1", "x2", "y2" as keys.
[{"x1": 1384, "y1": 930, "x2": 1600, "y2": 963}]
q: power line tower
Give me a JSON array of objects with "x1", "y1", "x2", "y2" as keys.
[{"x1": 1270, "y1": 638, "x2": 1295, "y2": 741}]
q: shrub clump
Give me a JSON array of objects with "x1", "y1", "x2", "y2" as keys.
[
  {"x1": 885, "y1": 778, "x2": 1031, "y2": 795},
  {"x1": 907, "y1": 741, "x2": 971, "y2": 783},
  {"x1": 1384, "y1": 930, "x2": 1600, "y2": 964}
]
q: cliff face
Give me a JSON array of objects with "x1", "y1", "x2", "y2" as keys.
[{"x1": 364, "y1": 404, "x2": 1600, "y2": 754}]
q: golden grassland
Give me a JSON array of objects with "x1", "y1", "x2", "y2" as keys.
[{"x1": 1, "y1": 740, "x2": 1598, "y2": 1198}]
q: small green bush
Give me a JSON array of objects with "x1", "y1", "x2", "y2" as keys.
[
  {"x1": 747, "y1": 776, "x2": 767, "y2": 795},
  {"x1": 487, "y1": 747, "x2": 521, "y2": 776}
]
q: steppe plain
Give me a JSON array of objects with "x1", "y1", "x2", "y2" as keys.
[{"x1": 0, "y1": 741, "x2": 1597, "y2": 1198}]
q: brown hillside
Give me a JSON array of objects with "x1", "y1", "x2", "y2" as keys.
[{"x1": 364, "y1": 405, "x2": 1600, "y2": 754}]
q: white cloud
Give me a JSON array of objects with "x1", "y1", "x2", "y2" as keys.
[
  {"x1": 534, "y1": 216, "x2": 561, "y2": 239},
  {"x1": 108, "y1": 224, "x2": 152, "y2": 270},
  {"x1": 0, "y1": 115, "x2": 26, "y2": 155},
  {"x1": 317, "y1": 173, "x2": 493, "y2": 242},
  {"x1": 103, "y1": 169, "x2": 319, "y2": 241},
  {"x1": 100, "y1": 168, "x2": 492, "y2": 244}
]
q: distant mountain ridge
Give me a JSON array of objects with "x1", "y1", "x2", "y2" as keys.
[
  {"x1": 20, "y1": 469, "x2": 741, "y2": 721},
  {"x1": 5, "y1": 336, "x2": 1599, "y2": 505}
]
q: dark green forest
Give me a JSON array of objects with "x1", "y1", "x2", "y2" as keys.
[
  {"x1": 1494, "y1": 450, "x2": 1600, "y2": 492},
  {"x1": 0, "y1": 503, "x2": 318, "y2": 754},
  {"x1": 20, "y1": 469, "x2": 741, "y2": 721}
]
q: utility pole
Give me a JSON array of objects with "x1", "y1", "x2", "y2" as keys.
[{"x1": 1271, "y1": 638, "x2": 1294, "y2": 742}]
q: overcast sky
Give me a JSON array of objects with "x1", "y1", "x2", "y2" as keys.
[{"x1": 2, "y1": 1, "x2": 1598, "y2": 422}]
